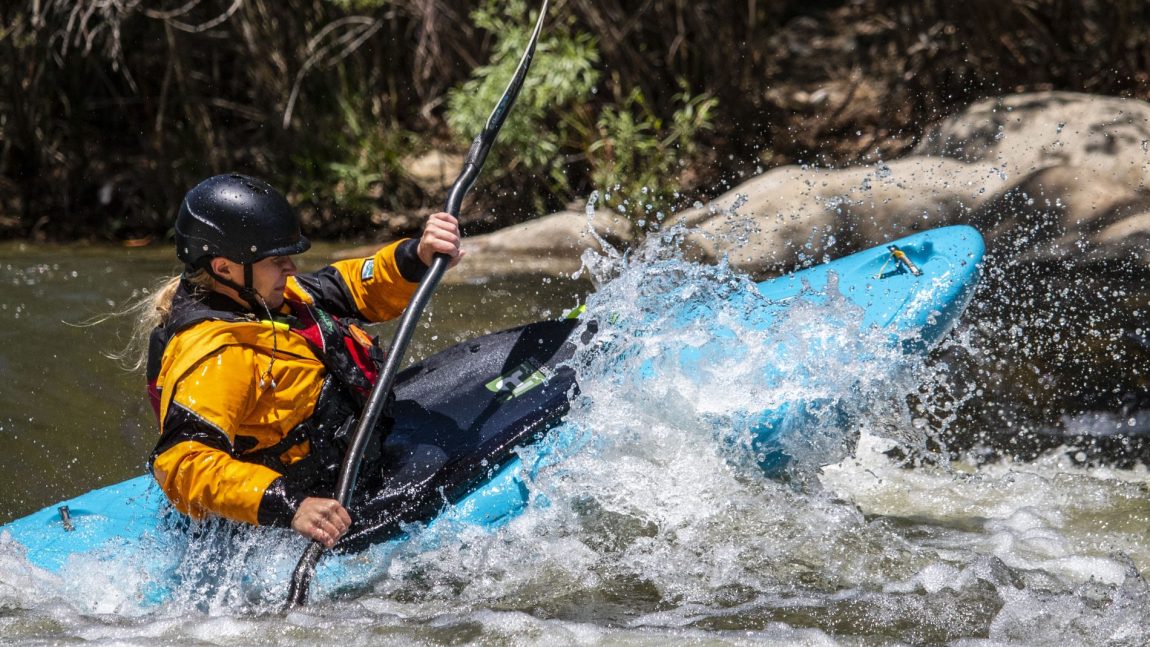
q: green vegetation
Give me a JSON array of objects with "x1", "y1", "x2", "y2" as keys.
[
  {"x1": 589, "y1": 84, "x2": 717, "y2": 226},
  {"x1": 1, "y1": 0, "x2": 1148, "y2": 243},
  {"x1": 447, "y1": 0, "x2": 600, "y2": 220},
  {"x1": 292, "y1": 94, "x2": 425, "y2": 237},
  {"x1": 446, "y1": 0, "x2": 716, "y2": 228}
]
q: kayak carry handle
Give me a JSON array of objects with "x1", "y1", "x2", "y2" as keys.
[
  {"x1": 886, "y1": 245, "x2": 923, "y2": 277},
  {"x1": 58, "y1": 506, "x2": 74, "y2": 532}
]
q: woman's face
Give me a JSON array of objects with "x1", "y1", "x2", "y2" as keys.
[{"x1": 210, "y1": 255, "x2": 298, "y2": 310}]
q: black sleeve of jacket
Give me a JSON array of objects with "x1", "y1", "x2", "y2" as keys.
[
  {"x1": 393, "y1": 238, "x2": 428, "y2": 282},
  {"x1": 293, "y1": 239, "x2": 427, "y2": 317},
  {"x1": 150, "y1": 402, "x2": 233, "y2": 466},
  {"x1": 257, "y1": 477, "x2": 309, "y2": 527}
]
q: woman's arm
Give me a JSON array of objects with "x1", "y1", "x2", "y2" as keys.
[{"x1": 287, "y1": 213, "x2": 463, "y2": 322}]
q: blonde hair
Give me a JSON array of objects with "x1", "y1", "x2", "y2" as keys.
[{"x1": 104, "y1": 270, "x2": 215, "y2": 372}]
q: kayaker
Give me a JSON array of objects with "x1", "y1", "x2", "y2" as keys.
[{"x1": 135, "y1": 173, "x2": 462, "y2": 548}]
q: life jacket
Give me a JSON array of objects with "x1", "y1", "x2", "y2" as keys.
[{"x1": 147, "y1": 283, "x2": 390, "y2": 491}]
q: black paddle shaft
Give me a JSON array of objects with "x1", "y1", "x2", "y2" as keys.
[{"x1": 286, "y1": 0, "x2": 549, "y2": 609}]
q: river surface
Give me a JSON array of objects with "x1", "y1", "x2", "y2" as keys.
[{"x1": 0, "y1": 230, "x2": 1148, "y2": 646}]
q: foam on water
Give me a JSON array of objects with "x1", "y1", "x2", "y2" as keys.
[{"x1": 822, "y1": 429, "x2": 1150, "y2": 644}]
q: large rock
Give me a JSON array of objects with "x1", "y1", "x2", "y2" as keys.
[
  {"x1": 449, "y1": 209, "x2": 635, "y2": 282},
  {"x1": 677, "y1": 91, "x2": 1150, "y2": 276},
  {"x1": 338, "y1": 208, "x2": 633, "y2": 283}
]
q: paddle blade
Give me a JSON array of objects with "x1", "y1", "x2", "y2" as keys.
[{"x1": 285, "y1": 541, "x2": 325, "y2": 609}]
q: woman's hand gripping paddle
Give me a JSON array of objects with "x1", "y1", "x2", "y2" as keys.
[{"x1": 285, "y1": 0, "x2": 550, "y2": 609}]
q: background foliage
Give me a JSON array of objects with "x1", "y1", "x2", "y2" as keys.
[{"x1": 1, "y1": 0, "x2": 1148, "y2": 242}]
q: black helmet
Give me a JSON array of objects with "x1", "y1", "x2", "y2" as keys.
[{"x1": 175, "y1": 173, "x2": 311, "y2": 267}]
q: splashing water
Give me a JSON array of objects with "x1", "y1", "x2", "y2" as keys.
[
  {"x1": 363, "y1": 229, "x2": 940, "y2": 617},
  {"x1": 373, "y1": 228, "x2": 1149, "y2": 645}
]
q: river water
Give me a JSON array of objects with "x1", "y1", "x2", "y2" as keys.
[{"x1": 0, "y1": 227, "x2": 1148, "y2": 646}]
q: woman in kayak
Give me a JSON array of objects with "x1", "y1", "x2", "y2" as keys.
[{"x1": 131, "y1": 173, "x2": 462, "y2": 549}]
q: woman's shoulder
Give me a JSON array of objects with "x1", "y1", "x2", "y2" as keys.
[{"x1": 161, "y1": 319, "x2": 267, "y2": 368}]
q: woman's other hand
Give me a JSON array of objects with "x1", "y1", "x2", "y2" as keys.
[
  {"x1": 417, "y1": 212, "x2": 465, "y2": 268},
  {"x1": 291, "y1": 497, "x2": 352, "y2": 548}
]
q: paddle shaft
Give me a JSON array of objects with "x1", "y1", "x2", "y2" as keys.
[{"x1": 286, "y1": 0, "x2": 548, "y2": 608}]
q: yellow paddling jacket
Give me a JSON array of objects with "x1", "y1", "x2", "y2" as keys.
[{"x1": 146, "y1": 240, "x2": 425, "y2": 527}]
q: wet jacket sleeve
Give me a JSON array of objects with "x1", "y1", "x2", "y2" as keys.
[
  {"x1": 150, "y1": 344, "x2": 307, "y2": 527},
  {"x1": 288, "y1": 239, "x2": 426, "y2": 322}
]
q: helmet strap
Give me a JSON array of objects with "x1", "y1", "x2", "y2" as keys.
[{"x1": 197, "y1": 259, "x2": 265, "y2": 314}]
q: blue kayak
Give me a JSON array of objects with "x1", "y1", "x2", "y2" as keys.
[{"x1": 0, "y1": 225, "x2": 985, "y2": 601}]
